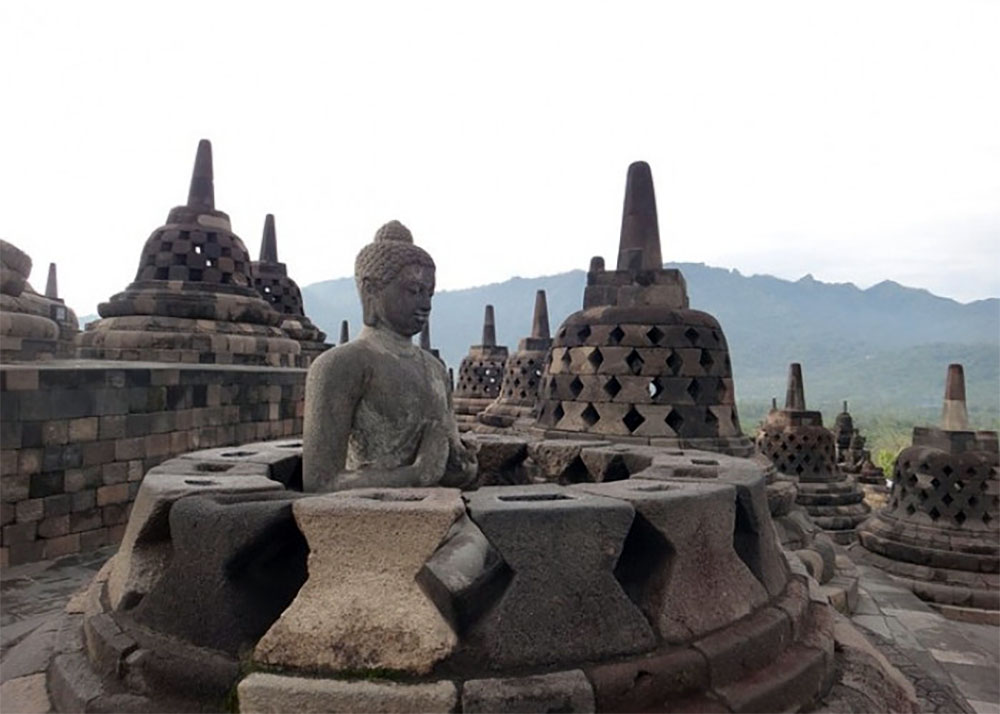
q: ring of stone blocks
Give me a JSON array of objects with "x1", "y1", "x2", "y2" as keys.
[
  {"x1": 498, "y1": 352, "x2": 544, "y2": 402},
  {"x1": 756, "y1": 430, "x2": 838, "y2": 479},
  {"x1": 858, "y1": 516, "x2": 998, "y2": 573},
  {"x1": 137, "y1": 227, "x2": 252, "y2": 286},
  {"x1": 884, "y1": 444, "x2": 998, "y2": 530},
  {"x1": 456, "y1": 358, "x2": 507, "y2": 398},
  {"x1": 535, "y1": 399, "x2": 741, "y2": 439}
]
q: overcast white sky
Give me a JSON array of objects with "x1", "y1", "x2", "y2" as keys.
[{"x1": 2, "y1": 1, "x2": 998, "y2": 316}]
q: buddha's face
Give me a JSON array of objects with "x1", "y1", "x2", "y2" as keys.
[{"x1": 366, "y1": 264, "x2": 435, "y2": 337}]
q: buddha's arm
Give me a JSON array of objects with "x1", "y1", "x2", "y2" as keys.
[{"x1": 302, "y1": 349, "x2": 366, "y2": 492}]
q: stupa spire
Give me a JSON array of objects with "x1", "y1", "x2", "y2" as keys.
[
  {"x1": 940, "y1": 363, "x2": 970, "y2": 430},
  {"x1": 420, "y1": 321, "x2": 432, "y2": 350},
  {"x1": 260, "y1": 214, "x2": 278, "y2": 263},
  {"x1": 482, "y1": 305, "x2": 496, "y2": 347},
  {"x1": 45, "y1": 262, "x2": 58, "y2": 299},
  {"x1": 186, "y1": 139, "x2": 215, "y2": 211},
  {"x1": 531, "y1": 290, "x2": 550, "y2": 339},
  {"x1": 785, "y1": 363, "x2": 806, "y2": 411},
  {"x1": 616, "y1": 161, "x2": 663, "y2": 272},
  {"x1": 339, "y1": 320, "x2": 350, "y2": 345}
]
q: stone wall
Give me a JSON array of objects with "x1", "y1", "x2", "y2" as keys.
[{"x1": 0, "y1": 361, "x2": 305, "y2": 566}]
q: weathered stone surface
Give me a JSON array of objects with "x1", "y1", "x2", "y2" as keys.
[
  {"x1": 255, "y1": 488, "x2": 464, "y2": 674},
  {"x1": 692, "y1": 606, "x2": 791, "y2": 687},
  {"x1": 454, "y1": 306, "x2": 509, "y2": 429},
  {"x1": 525, "y1": 439, "x2": 612, "y2": 483},
  {"x1": 470, "y1": 433, "x2": 530, "y2": 485},
  {"x1": 574, "y1": 478, "x2": 767, "y2": 642},
  {"x1": 0, "y1": 673, "x2": 50, "y2": 714},
  {"x1": 460, "y1": 484, "x2": 656, "y2": 669},
  {"x1": 462, "y1": 670, "x2": 595, "y2": 713},
  {"x1": 238, "y1": 673, "x2": 458, "y2": 714},
  {"x1": 302, "y1": 221, "x2": 476, "y2": 492},
  {"x1": 106, "y1": 468, "x2": 282, "y2": 610},
  {"x1": 586, "y1": 646, "x2": 708, "y2": 712},
  {"x1": 130, "y1": 491, "x2": 307, "y2": 655}
]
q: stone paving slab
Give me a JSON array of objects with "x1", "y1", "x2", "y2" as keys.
[{"x1": 851, "y1": 563, "x2": 999, "y2": 714}]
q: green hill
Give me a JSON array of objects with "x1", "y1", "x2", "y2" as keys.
[{"x1": 301, "y1": 263, "x2": 999, "y2": 421}]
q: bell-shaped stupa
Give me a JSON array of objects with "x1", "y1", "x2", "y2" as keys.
[
  {"x1": 452, "y1": 305, "x2": 508, "y2": 430},
  {"x1": 534, "y1": 161, "x2": 750, "y2": 454},
  {"x1": 856, "y1": 364, "x2": 999, "y2": 620},
  {"x1": 756, "y1": 363, "x2": 870, "y2": 543},
  {"x1": 78, "y1": 141, "x2": 300, "y2": 366},
  {"x1": 0, "y1": 243, "x2": 79, "y2": 361},
  {"x1": 479, "y1": 290, "x2": 552, "y2": 428},
  {"x1": 250, "y1": 214, "x2": 329, "y2": 365},
  {"x1": 832, "y1": 400, "x2": 854, "y2": 462}
]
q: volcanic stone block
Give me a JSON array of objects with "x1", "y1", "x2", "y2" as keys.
[
  {"x1": 238, "y1": 673, "x2": 458, "y2": 714},
  {"x1": 462, "y1": 670, "x2": 595, "y2": 713},
  {"x1": 573, "y1": 478, "x2": 768, "y2": 642},
  {"x1": 106, "y1": 467, "x2": 283, "y2": 610},
  {"x1": 255, "y1": 488, "x2": 464, "y2": 675},
  {"x1": 130, "y1": 492, "x2": 307, "y2": 655},
  {"x1": 585, "y1": 647, "x2": 709, "y2": 712},
  {"x1": 471, "y1": 434, "x2": 530, "y2": 485},
  {"x1": 461, "y1": 484, "x2": 656, "y2": 670},
  {"x1": 526, "y1": 439, "x2": 612, "y2": 483}
]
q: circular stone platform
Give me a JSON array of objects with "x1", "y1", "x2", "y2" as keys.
[{"x1": 44, "y1": 435, "x2": 853, "y2": 714}]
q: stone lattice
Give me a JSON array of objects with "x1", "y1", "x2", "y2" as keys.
[
  {"x1": 453, "y1": 305, "x2": 508, "y2": 430},
  {"x1": 478, "y1": 290, "x2": 551, "y2": 428},
  {"x1": 857, "y1": 364, "x2": 999, "y2": 617},
  {"x1": 0, "y1": 242, "x2": 79, "y2": 362},
  {"x1": 250, "y1": 214, "x2": 329, "y2": 365},
  {"x1": 78, "y1": 140, "x2": 300, "y2": 367},
  {"x1": 533, "y1": 162, "x2": 751, "y2": 456},
  {"x1": 756, "y1": 364, "x2": 869, "y2": 544}
]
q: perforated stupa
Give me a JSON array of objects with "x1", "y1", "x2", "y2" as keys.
[{"x1": 452, "y1": 305, "x2": 509, "y2": 429}]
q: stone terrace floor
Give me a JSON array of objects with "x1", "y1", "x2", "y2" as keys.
[{"x1": 0, "y1": 548, "x2": 997, "y2": 713}]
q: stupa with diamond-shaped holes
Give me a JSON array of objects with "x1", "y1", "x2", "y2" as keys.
[
  {"x1": 78, "y1": 140, "x2": 300, "y2": 366},
  {"x1": 856, "y1": 364, "x2": 999, "y2": 620},
  {"x1": 453, "y1": 305, "x2": 509, "y2": 430},
  {"x1": 534, "y1": 161, "x2": 751, "y2": 455},
  {"x1": 756, "y1": 363, "x2": 870, "y2": 544}
]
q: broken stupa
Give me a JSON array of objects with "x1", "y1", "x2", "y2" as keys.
[
  {"x1": 452, "y1": 304, "x2": 509, "y2": 430},
  {"x1": 856, "y1": 364, "x2": 999, "y2": 622},
  {"x1": 756, "y1": 364, "x2": 870, "y2": 544},
  {"x1": 478, "y1": 289, "x2": 552, "y2": 428},
  {"x1": 534, "y1": 161, "x2": 751, "y2": 455},
  {"x1": 78, "y1": 140, "x2": 300, "y2": 365},
  {"x1": 250, "y1": 213, "x2": 329, "y2": 365}
]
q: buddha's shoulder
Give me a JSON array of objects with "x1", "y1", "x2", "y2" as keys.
[{"x1": 307, "y1": 341, "x2": 376, "y2": 376}]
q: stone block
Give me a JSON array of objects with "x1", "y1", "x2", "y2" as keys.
[
  {"x1": 44, "y1": 493, "x2": 73, "y2": 516},
  {"x1": 586, "y1": 646, "x2": 708, "y2": 712},
  {"x1": 131, "y1": 492, "x2": 307, "y2": 656},
  {"x1": 237, "y1": 673, "x2": 458, "y2": 714},
  {"x1": 692, "y1": 607, "x2": 791, "y2": 687},
  {"x1": 472, "y1": 433, "x2": 530, "y2": 485},
  {"x1": 44, "y1": 533, "x2": 81, "y2": 558},
  {"x1": 255, "y1": 488, "x2": 464, "y2": 675},
  {"x1": 462, "y1": 670, "x2": 595, "y2": 713},
  {"x1": 98, "y1": 415, "x2": 127, "y2": 440},
  {"x1": 115, "y1": 437, "x2": 146, "y2": 461},
  {"x1": 79, "y1": 527, "x2": 110, "y2": 551},
  {"x1": 102, "y1": 503, "x2": 131, "y2": 526},
  {"x1": 68, "y1": 418, "x2": 99, "y2": 443},
  {"x1": 0, "y1": 673, "x2": 50, "y2": 714},
  {"x1": 2, "y1": 474, "x2": 29, "y2": 502},
  {"x1": 71, "y1": 489, "x2": 97, "y2": 513},
  {"x1": 15, "y1": 498, "x2": 44, "y2": 522},
  {"x1": 19, "y1": 448, "x2": 42, "y2": 474},
  {"x1": 3, "y1": 368, "x2": 39, "y2": 391},
  {"x1": 82, "y1": 440, "x2": 116, "y2": 467},
  {"x1": 1, "y1": 501, "x2": 13, "y2": 526},
  {"x1": 3, "y1": 520, "x2": 37, "y2": 544},
  {"x1": 106, "y1": 468, "x2": 283, "y2": 609},
  {"x1": 8, "y1": 541, "x2": 45, "y2": 565},
  {"x1": 97, "y1": 483, "x2": 130, "y2": 506},
  {"x1": 38, "y1": 514, "x2": 70, "y2": 538},
  {"x1": 461, "y1": 484, "x2": 656, "y2": 670},
  {"x1": 573, "y1": 478, "x2": 768, "y2": 642},
  {"x1": 41, "y1": 420, "x2": 69, "y2": 446}
]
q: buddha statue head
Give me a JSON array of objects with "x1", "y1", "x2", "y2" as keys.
[{"x1": 355, "y1": 221, "x2": 436, "y2": 338}]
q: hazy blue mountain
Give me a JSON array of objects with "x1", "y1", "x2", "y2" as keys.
[{"x1": 301, "y1": 263, "x2": 999, "y2": 417}]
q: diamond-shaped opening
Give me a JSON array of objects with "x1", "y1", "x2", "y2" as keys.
[
  {"x1": 609, "y1": 326, "x2": 626, "y2": 345},
  {"x1": 906, "y1": 474, "x2": 918, "y2": 487},
  {"x1": 665, "y1": 409, "x2": 684, "y2": 434},
  {"x1": 704, "y1": 409, "x2": 718, "y2": 431},
  {"x1": 954, "y1": 511, "x2": 967, "y2": 525},
  {"x1": 942, "y1": 465, "x2": 953, "y2": 477},
  {"x1": 569, "y1": 376, "x2": 585, "y2": 398},
  {"x1": 614, "y1": 513, "x2": 675, "y2": 619},
  {"x1": 795, "y1": 464, "x2": 804, "y2": 475},
  {"x1": 699, "y1": 349, "x2": 714, "y2": 371},
  {"x1": 416, "y1": 515, "x2": 513, "y2": 635},
  {"x1": 928, "y1": 507, "x2": 941, "y2": 521},
  {"x1": 684, "y1": 327, "x2": 700, "y2": 345},
  {"x1": 687, "y1": 379, "x2": 701, "y2": 401},
  {"x1": 930, "y1": 478, "x2": 941, "y2": 489},
  {"x1": 733, "y1": 495, "x2": 767, "y2": 588},
  {"x1": 646, "y1": 326, "x2": 664, "y2": 345},
  {"x1": 587, "y1": 348, "x2": 604, "y2": 368},
  {"x1": 577, "y1": 325, "x2": 592, "y2": 341},
  {"x1": 942, "y1": 493, "x2": 954, "y2": 506},
  {"x1": 561, "y1": 349, "x2": 572, "y2": 366},
  {"x1": 648, "y1": 377, "x2": 663, "y2": 399},
  {"x1": 984, "y1": 512, "x2": 993, "y2": 524},
  {"x1": 966, "y1": 466, "x2": 979, "y2": 477},
  {"x1": 905, "y1": 504, "x2": 916, "y2": 516},
  {"x1": 604, "y1": 376, "x2": 622, "y2": 398},
  {"x1": 581, "y1": 403, "x2": 601, "y2": 427},
  {"x1": 548, "y1": 378, "x2": 558, "y2": 397},
  {"x1": 968, "y1": 495, "x2": 979, "y2": 507},
  {"x1": 623, "y1": 406, "x2": 646, "y2": 433},
  {"x1": 552, "y1": 403, "x2": 565, "y2": 423},
  {"x1": 918, "y1": 489, "x2": 928, "y2": 501},
  {"x1": 666, "y1": 351, "x2": 683, "y2": 375},
  {"x1": 625, "y1": 349, "x2": 644, "y2": 375}
]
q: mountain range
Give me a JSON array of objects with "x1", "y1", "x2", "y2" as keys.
[{"x1": 301, "y1": 263, "x2": 999, "y2": 420}]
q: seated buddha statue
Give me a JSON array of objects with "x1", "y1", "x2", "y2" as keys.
[{"x1": 302, "y1": 221, "x2": 477, "y2": 492}]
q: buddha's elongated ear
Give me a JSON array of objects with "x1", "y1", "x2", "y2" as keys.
[{"x1": 360, "y1": 276, "x2": 380, "y2": 326}]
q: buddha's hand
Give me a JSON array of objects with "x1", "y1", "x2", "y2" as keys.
[
  {"x1": 411, "y1": 419, "x2": 451, "y2": 487},
  {"x1": 441, "y1": 431, "x2": 479, "y2": 489}
]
